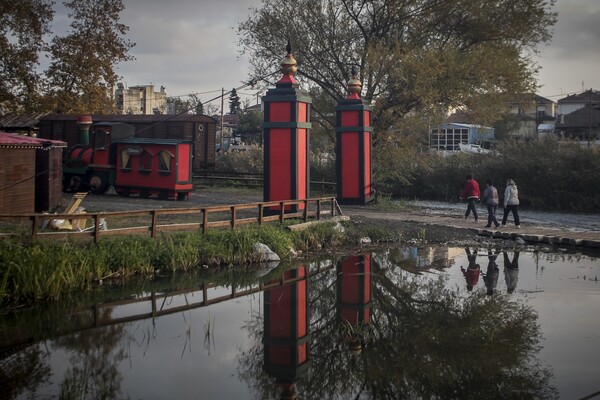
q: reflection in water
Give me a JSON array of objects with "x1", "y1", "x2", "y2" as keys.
[
  {"x1": 3, "y1": 246, "x2": 585, "y2": 399},
  {"x1": 461, "y1": 247, "x2": 481, "y2": 291},
  {"x1": 263, "y1": 266, "x2": 311, "y2": 400},
  {"x1": 483, "y1": 250, "x2": 500, "y2": 296},
  {"x1": 241, "y1": 251, "x2": 558, "y2": 399},
  {"x1": 504, "y1": 251, "x2": 521, "y2": 293}
]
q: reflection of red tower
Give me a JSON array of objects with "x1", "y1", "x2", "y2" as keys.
[
  {"x1": 337, "y1": 254, "x2": 372, "y2": 353},
  {"x1": 335, "y1": 68, "x2": 373, "y2": 205},
  {"x1": 262, "y1": 41, "x2": 311, "y2": 213},
  {"x1": 263, "y1": 266, "x2": 311, "y2": 398}
]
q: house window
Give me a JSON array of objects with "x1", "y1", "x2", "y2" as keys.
[{"x1": 158, "y1": 150, "x2": 173, "y2": 173}]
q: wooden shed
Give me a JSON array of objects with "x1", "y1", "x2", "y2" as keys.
[
  {"x1": 37, "y1": 114, "x2": 217, "y2": 170},
  {"x1": 0, "y1": 132, "x2": 66, "y2": 214}
]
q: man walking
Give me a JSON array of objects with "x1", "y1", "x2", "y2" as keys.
[{"x1": 461, "y1": 174, "x2": 480, "y2": 222}]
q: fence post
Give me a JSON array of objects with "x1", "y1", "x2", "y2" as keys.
[
  {"x1": 202, "y1": 208, "x2": 208, "y2": 234},
  {"x1": 280, "y1": 201, "x2": 285, "y2": 223},
  {"x1": 94, "y1": 214, "x2": 101, "y2": 243},
  {"x1": 316, "y1": 199, "x2": 321, "y2": 220},
  {"x1": 259, "y1": 204, "x2": 264, "y2": 225},
  {"x1": 150, "y1": 210, "x2": 158, "y2": 239},
  {"x1": 303, "y1": 199, "x2": 309, "y2": 221},
  {"x1": 231, "y1": 206, "x2": 236, "y2": 230},
  {"x1": 31, "y1": 215, "x2": 39, "y2": 240}
]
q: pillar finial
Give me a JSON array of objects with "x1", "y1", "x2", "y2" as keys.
[
  {"x1": 278, "y1": 39, "x2": 298, "y2": 85},
  {"x1": 347, "y1": 65, "x2": 362, "y2": 99}
]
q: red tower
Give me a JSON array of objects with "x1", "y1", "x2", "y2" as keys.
[
  {"x1": 263, "y1": 42, "x2": 311, "y2": 212},
  {"x1": 337, "y1": 254, "x2": 372, "y2": 354},
  {"x1": 263, "y1": 266, "x2": 311, "y2": 398},
  {"x1": 335, "y1": 68, "x2": 373, "y2": 205}
]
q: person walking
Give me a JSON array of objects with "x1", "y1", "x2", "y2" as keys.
[
  {"x1": 461, "y1": 175, "x2": 480, "y2": 222},
  {"x1": 501, "y1": 179, "x2": 520, "y2": 228},
  {"x1": 481, "y1": 179, "x2": 500, "y2": 228}
]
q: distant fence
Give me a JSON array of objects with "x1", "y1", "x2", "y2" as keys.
[
  {"x1": 194, "y1": 170, "x2": 337, "y2": 192},
  {"x1": 0, "y1": 197, "x2": 343, "y2": 243}
]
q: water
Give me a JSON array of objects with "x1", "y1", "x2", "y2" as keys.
[{"x1": 1, "y1": 246, "x2": 599, "y2": 399}]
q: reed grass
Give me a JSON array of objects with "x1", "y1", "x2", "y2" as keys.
[{"x1": 0, "y1": 222, "x2": 349, "y2": 308}]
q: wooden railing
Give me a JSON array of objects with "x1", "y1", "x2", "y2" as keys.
[{"x1": 0, "y1": 197, "x2": 342, "y2": 243}]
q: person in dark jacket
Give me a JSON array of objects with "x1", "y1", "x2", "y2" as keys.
[
  {"x1": 481, "y1": 179, "x2": 500, "y2": 228},
  {"x1": 461, "y1": 175, "x2": 480, "y2": 222}
]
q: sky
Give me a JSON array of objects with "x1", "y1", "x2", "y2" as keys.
[{"x1": 56, "y1": 0, "x2": 600, "y2": 106}]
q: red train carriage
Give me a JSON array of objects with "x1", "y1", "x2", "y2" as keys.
[{"x1": 114, "y1": 138, "x2": 193, "y2": 200}]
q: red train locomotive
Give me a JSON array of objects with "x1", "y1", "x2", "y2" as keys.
[{"x1": 62, "y1": 119, "x2": 193, "y2": 200}]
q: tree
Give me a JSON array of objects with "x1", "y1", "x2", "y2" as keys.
[
  {"x1": 236, "y1": 106, "x2": 263, "y2": 145},
  {"x1": 228, "y1": 88, "x2": 241, "y2": 114},
  {"x1": 238, "y1": 0, "x2": 557, "y2": 137},
  {"x1": 43, "y1": 0, "x2": 135, "y2": 114},
  {"x1": 0, "y1": 0, "x2": 54, "y2": 112}
]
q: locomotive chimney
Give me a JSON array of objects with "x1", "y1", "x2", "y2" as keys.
[{"x1": 76, "y1": 114, "x2": 93, "y2": 145}]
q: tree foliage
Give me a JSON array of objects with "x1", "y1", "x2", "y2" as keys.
[
  {"x1": 43, "y1": 0, "x2": 135, "y2": 113},
  {"x1": 0, "y1": 0, "x2": 54, "y2": 112},
  {"x1": 238, "y1": 0, "x2": 557, "y2": 135},
  {"x1": 228, "y1": 88, "x2": 241, "y2": 114}
]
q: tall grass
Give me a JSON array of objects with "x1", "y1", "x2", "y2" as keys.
[{"x1": 0, "y1": 222, "x2": 356, "y2": 307}]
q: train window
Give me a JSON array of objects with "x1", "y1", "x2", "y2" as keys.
[
  {"x1": 158, "y1": 150, "x2": 173, "y2": 173},
  {"x1": 140, "y1": 150, "x2": 152, "y2": 172},
  {"x1": 120, "y1": 148, "x2": 132, "y2": 170},
  {"x1": 94, "y1": 128, "x2": 108, "y2": 149}
]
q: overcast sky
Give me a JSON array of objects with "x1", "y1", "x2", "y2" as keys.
[{"x1": 67, "y1": 0, "x2": 600, "y2": 105}]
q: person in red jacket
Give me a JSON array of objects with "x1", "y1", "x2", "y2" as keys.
[{"x1": 461, "y1": 174, "x2": 480, "y2": 222}]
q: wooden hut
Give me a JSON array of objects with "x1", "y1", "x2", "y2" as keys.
[{"x1": 0, "y1": 132, "x2": 66, "y2": 214}]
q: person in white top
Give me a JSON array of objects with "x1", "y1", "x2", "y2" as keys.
[{"x1": 501, "y1": 179, "x2": 520, "y2": 228}]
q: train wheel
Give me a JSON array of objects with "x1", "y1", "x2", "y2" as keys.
[
  {"x1": 177, "y1": 192, "x2": 188, "y2": 201},
  {"x1": 64, "y1": 175, "x2": 82, "y2": 192},
  {"x1": 158, "y1": 191, "x2": 169, "y2": 200},
  {"x1": 89, "y1": 173, "x2": 108, "y2": 194},
  {"x1": 140, "y1": 190, "x2": 150, "y2": 198}
]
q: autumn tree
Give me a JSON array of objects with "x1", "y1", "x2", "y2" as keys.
[
  {"x1": 43, "y1": 0, "x2": 135, "y2": 114},
  {"x1": 238, "y1": 0, "x2": 557, "y2": 136},
  {"x1": 0, "y1": 0, "x2": 54, "y2": 112}
]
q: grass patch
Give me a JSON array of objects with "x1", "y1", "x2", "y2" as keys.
[{"x1": 0, "y1": 222, "x2": 353, "y2": 308}]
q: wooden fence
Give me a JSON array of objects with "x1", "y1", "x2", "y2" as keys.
[{"x1": 0, "y1": 197, "x2": 342, "y2": 243}]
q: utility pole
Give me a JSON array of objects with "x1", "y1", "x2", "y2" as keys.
[
  {"x1": 588, "y1": 89, "x2": 593, "y2": 148},
  {"x1": 220, "y1": 87, "x2": 224, "y2": 150}
]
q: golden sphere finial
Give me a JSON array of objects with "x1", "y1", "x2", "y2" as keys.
[
  {"x1": 280, "y1": 39, "x2": 297, "y2": 76},
  {"x1": 347, "y1": 65, "x2": 362, "y2": 97}
]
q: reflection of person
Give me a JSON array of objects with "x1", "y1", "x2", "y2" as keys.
[
  {"x1": 482, "y1": 250, "x2": 500, "y2": 295},
  {"x1": 501, "y1": 179, "x2": 520, "y2": 228},
  {"x1": 461, "y1": 175, "x2": 480, "y2": 222},
  {"x1": 481, "y1": 179, "x2": 500, "y2": 228},
  {"x1": 461, "y1": 247, "x2": 480, "y2": 291},
  {"x1": 503, "y1": 251, "x2": 520, "y2": 293}
]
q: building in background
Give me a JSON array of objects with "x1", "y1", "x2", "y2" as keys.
[
  {"x1": 115, "y1": 84, "x2": 167, "y2": 115},
  {"x1": 555, "y1": 89, "x2": 600, "y2": 141}
]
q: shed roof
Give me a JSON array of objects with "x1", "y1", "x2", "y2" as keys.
[{"x1": 0, "y1": 132, "x2": 67, "y2": 148}]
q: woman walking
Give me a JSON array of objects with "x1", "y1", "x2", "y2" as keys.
[
  {"x1": 501, "y1": 179, "x2": 520, "y2": 228},
  {"x1": 481, "y1": 179, "x2": 500, "y2": 228}
]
